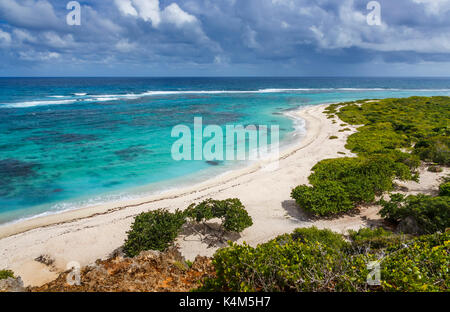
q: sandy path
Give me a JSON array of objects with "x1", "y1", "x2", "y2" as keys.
[{"x1": 0, "y1": 103, "x2": 445, "y2": 287}]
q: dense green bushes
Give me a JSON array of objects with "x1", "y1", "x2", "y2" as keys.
[
  {"x1": 291, "y1": 156, "x2": 412, "y2": 216},
  {"x1": 291, "y1": 182, "x2": 352, "y2": 216},
  {"x1": 380, "y1": 233, "x2": 450, "y2": 291},
  {"x1": 292, "y1": 96, "x2": 449, "y2": 217},
  {"x1": 199, "y1": 229, "x2": 370, "y2": 292},
  {"x1": 379, "y1": 193, "x2": 450, "y2": 235},
  {"x1": 347, "y1": 227, "x2": 411, "y2": 251},
  {"x1": 0, "y1": 269, "x2": 14, "y2": 280},
  {"x1": 346, "y1": 122, "x2": 410, "y2": 155},
  {"x1": 414, "y1": 136, "x2": 449, "y2": 166},
  {"x1": 348, "y1": 227, "x2": 392, "y2": 242},
  {"x1": 123, "y1": 209, "x2": 186, "y2": 257},
  {"x1": 283, "y1": 226, "x2": 350, "y2": 250},
  {"x1": 335, "y1": 96, "x2": 450, "y2": 166},
  {"x1": 123, "y1": 199, "x2": 253, "y2": 257},
  {"x1": 184, "y1": 198, "x2": 253, "y2": 233},
  {"x1": 198, "y1": 227, "x2": 449, "y2": 292},
  {"x1": 440, "y1": 182, "x2": 450, "y2": 196},
  {"x1": 199, "y1": 228, "x2": 450, "y2": 291}
]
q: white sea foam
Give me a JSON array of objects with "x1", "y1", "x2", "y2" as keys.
[
  {"x1": 3, "y1": 88, "x2": 450, "y2": 108},
  {"x1": 3, "y1": 99, "x2": 77, "y2": 108},
  {"x1": 85, "y1": 97, "x2": 120, "y2": 102}
]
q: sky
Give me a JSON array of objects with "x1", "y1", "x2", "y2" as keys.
[{"x1": 1, "y1": 0, "x2": 450, "y2": 76}]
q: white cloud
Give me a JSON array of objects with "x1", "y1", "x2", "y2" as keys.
[
  {"x1": 412, "y1": 0, "x2": 450, "y2": 16},
  {"x1": 116, "y1": 0, "x2": 161, "y2": 27},
  {"x1": 162, "y1": 3, "x2": 197, "y2": 27},
  {"x1": 307, "y1": 0, "x2": 450, "y2": 53},
  {"x1": 0, "y1": 0, "x2": 59, "y2": 29},
  {"x1": 114, "y1": 0, "x2": 138, "y2": 17},
  {"x1": 214, "y1": 55, "x2": 230, "y2": 65},
  {"x1": 242, "y1": 25, "x2": 259, "y2": 49},
  {"x1": 19, "y1": 51, "x2": 60, "y2": 61},
  {"x1": 132, "y1": 0, "x2": 161, "y2": 26},
  {"x1": 115, "y1": 0, "x2": 198, "y2": 28},
  {"x1": 12, "y1": 28, "x2": 36, "y2": 43},
  {"x1": 43, "y1": 32, "x2": 75, "y2": 48},
  {"x1": 0, "y1": 29, "x2": 12, "y2": 45},
  {"x1": 115, "y1": 39, "x2": 136, "y2": 52}
]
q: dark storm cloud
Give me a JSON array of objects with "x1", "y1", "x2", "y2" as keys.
[{"x1": 1, "y1": 0, "x2": 450, "y2": 76}]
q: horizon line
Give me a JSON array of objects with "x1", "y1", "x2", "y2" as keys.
[{"x1": 2, "y1": 76, "x2": 450, "y2": 79}]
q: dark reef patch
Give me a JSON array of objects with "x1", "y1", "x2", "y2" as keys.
[
  {"x1": 0, "y1": 159, "x2": 40, "y2": 197},
  {"x1": 25, "y1": 131, "x2": 97, "y2": 144},
  {"x1": 103, "y1": 181, "x2": 121, "y2": 187},
  {"x1": 206, "y1": 160, "x2": 222, "y2": 166},
  {"x1": 115, "y1": 146, "x2": 152, "y2": 161},
  {"x1": 0, "y1": 158, "x2": 38, "y2": 179},
  {"x1": 54, "y1": 133, "x2": 97, "y2": 143}
]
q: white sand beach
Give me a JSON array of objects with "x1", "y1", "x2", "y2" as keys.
[{"x1": 0, "y1": 103, "x2": 446, "y2": 287}]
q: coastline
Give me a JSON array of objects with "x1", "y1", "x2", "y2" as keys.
[{"x1": 5, "y1": 102, "x2": 445, "y2": 287}]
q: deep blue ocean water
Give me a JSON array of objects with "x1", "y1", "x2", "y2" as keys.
[{"x1": 1, "y1": 77, "x2": 450, "y2": 224}]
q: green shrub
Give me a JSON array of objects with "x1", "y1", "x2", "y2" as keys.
[
  {"x1": 428, "y1": 165, "x2": 443, "y2": 173},
  {"x1": 310, "y1": 157, "x2": 410, "y2": 203},
  {"x1": 291, "y1": 181, "x2": 353, "y2": 216},
  {"x1": 379, "y1": 194, "x2": 450, "y2": 234},
  {"x1": 197, "y1": 228, "x2": 450, "y2": 292},
  {"x1": 387, "y1": 150, "x2": 421, "y2": 171},
  {"x1": 123, "y1": 209, "x2": 186, "y2": 257},
  {"x1": 0, "y1": 269, "x2": 14, "y2": 280},
  {"x1": 199, "y1": 233, "x2": 369, "y2": 292},
  {"x1": 288, "y1": 226, "x2": 349, "y2": 250},
  {"x1": 347, "y1": 227, "x2": 410, "y2": 251},
  {"x1": 291, "y1": 156, "x2": 413, "y2": 217},
  {"x1": 329, "y1": 136, "x2": 338, "y2": 140},
  {"x1": 291, "y1": 96, "x2": 450, "y2": 218},
  {"x1": 439, "y1": 182, "x2": 450, "y2": 196},
  {"x1": 349, "y1": 227, "x2": 393, "y2": 242},
  {"x1": 381, "y1": 232, "x2": 450, "y2": 292},
  {"x1": 184, "y1": 198, "x2": 253, "y2": 233},
  {"x1": 346, "y1": 122, "x2": 410, "y2": 155},
  {"x1": 414, "y1": 136, "x2": 449, "y2": 166},
  {"x1": 336, "y1": 97, "x2": 449, "y2": 166}
]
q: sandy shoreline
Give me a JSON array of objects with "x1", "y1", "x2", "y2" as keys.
[{"x1": 0, "y1": 103, "x2": 445, "y2": 287}]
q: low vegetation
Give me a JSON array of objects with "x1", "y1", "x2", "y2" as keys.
[
  {"x1": 292, "y1": 96, "x2": 449, "y2": 217},
  {"x1": 198, "y1": 227, "x2": 449, "y2": 292},
  {"x1": 184, "y1": 198, "x2": 253, "y2": 233},
  {"x1": 333, "y1": 96, "x2": 449, "y2": 166},
  {"x1": 291, "y1": 156, "x2": 412, "y2": 216},
  {"x1": 0, "y1": 269, "x2": 14, "y2": 280},
  {"x1": 123, "y1": 209, "x2": 186, "y2": 257},
  {"x1": 123, "y1": 199, "x2": 253, "y2": 257},
  {"x1": 379, "y1": 189, "x2": 450, "y2": 235},
  {"x1": 440, "y1": 181, "x2": 450, "y2": 196}
]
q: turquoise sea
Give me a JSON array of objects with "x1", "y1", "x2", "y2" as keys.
[{"x1": 1, "y1": 77, "x2": 450, "y2": 224}]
